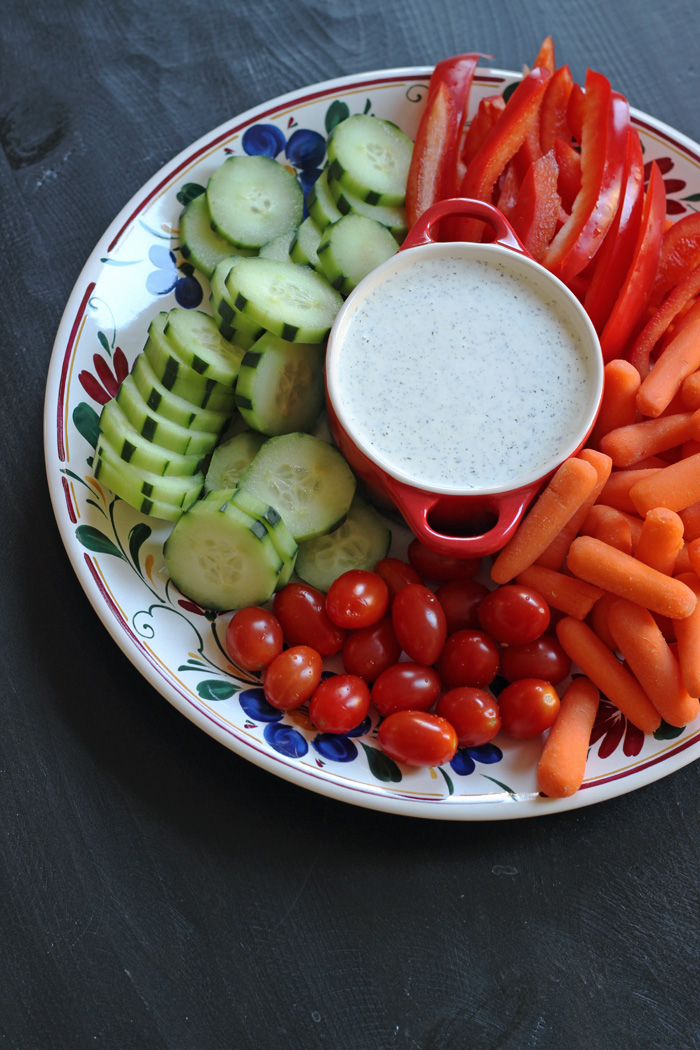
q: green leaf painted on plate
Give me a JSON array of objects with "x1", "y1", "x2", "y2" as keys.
[
  {"x1": 128, "y1": 522, "x2": 152, "y2": 571},
  {"x1": 653, "y1": 720, "x2": 686, "y2": 741},
  {"x1": 481, "y1": 774, "x2": 517, "y2": 795},
  {"x1": 97, "y1": 330, "x2": 111, "y2": 355},
  {"x1": 325, "y1": 100, "x2": 350, "y2": 134},
  {"x1": 73, "y1": 402, "x2": 101, "y2": 449},
  {"x1": 360, "y1": 741, "x2": 402, "y2": 783},
  {"x1": 176, "y1": 182, "x2": 206, "y2": 206},
  {"x1": 682, "y1": 192, "x2": 700, "y2": 202},
  {"x1": 75, "y1": 525, "x2": 124, "y2": 559},
  {"x1": 197, "y1": 679, "x2": 239, "y2": 702},
  {"x1": 438, "y1": 766, "x2": 454, "y2": 795}
]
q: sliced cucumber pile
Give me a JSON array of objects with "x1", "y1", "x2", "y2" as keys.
[
  {"x1": 204, "y1": 431, "x2": 268, "y2": 492},
  {"x1": 294, "y1": 495, "x2": 392, "y2": 592},
  {"x1": 234, "y1": 332, "x2": 325, "y2": 436}
]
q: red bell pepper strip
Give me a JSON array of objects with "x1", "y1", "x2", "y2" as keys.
[
  {"x1": 647, "y1": 212, "x2": 700, "y2": 312},
  {"x1": 584, "y1": 122, "x2": 645, "y2": 333},
  {"x1": 553, "y1": 137, "x2": 582, "y2": 213},
  {"x1": 627, "y1": 260, "x2": 700, "y2": 377},
  {"x1": 542, "y1": 71, "x2": 629, "y2": 284},
  {"x1": 405, "y1": 53, "x2": 480, "y2": 229},
  {"x1": 567, "y1": 82, "x2": 586, "y2": 142},
  {"x1": 532, "y1": 35, "x2": 556, "y2": 75},
  {"x1": 508, "y1": 150, "x2": 561, "y2": 261},
  {"x1": 599, "y1": 160, "x2": 667, "y2": 362},
  {"x1": 453, "y1": 65, "x2": 551, "y2": 242},
  {"x1": 460, "y1": 94, "x2": 506, "y2": 168},
  {"x1": 539, "y1": 65, "x2": 574, "y2": 153}
]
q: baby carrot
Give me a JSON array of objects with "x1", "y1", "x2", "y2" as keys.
[
  {"x1": 627, "y1": 261, "x2": 700, "y2": 379},
  {"x1": 588, "y1": 591, "x2": 619, "y2": 650},
  {"x1": 515, "y1": 564, "x2": 603, "y2": 619},
  {"x1": 580, "y1": 504, "x2": 644, "y2": 549},
  {"x1": 598, "y1": 411, "x2": 696, "y2": 467},
  {"x1": 681, "y1": 371, "x2": 700, "y2": 411},
  {"x1": 680, "y1": 501, "x2": 700, "y2": 542},
  {"x1": 672, "y1": 572, "x2": 700, "y2": 697},
  {"x1": 588, "y1": 359, "x2": 641, "y2": 449},
  {"x1": 537, "y1": 676, "x2": 600, "y2": 798},
  {"x1": 629, "y1": 450, "x2": 700, "y2": 515},
  {"x1": 556, "y1": 616, "x2": 661, "y2": 733},
  {"x1": 535, "y1": 449, "x2": 612, "y2": 570},
  {"x1": 686, "y1": 537, "x2": 700, "y2": 578},
  {"x1": 607, "y1": 598, "x2": 699, "y2": 727},
  {"x1": 634, "y1": 507, "x2": 684, "y2": 575},
  {"x1": 566, "y1": 535, "x2": 698, "y2": 619},
  {"x1": 491, "y1": 457, "x2": 599, "y2": 584},
  {"x1": 636, "y1": 314, "x2": 700, "y2": 418},
  {"x1": 597, "y1": 467, "x2": 662, "y2": 513},
  {"x1": 592, "y1": 505, "x2": 633, "y2": 554}
]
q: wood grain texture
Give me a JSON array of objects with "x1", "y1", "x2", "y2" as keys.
[{"x1": 3, "y1": 0, "x2": 700, "y2": 1047}]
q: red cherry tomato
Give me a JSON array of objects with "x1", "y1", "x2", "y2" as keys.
[
  {"x1": 407, "y1": 537, "x2": 481, "y2": 582},
  {"x1": 325, "y1": 569, "x2": 390, "y2": 629},
  {"x1": 391, "y1": 583, "x2": 447, "y2": 665},
  {"x1": 435, "y1": 687, "x2": 501, "y2": 747},
  {"x1": 374, "y1": 557, "x2": 423, "y2": 599},
  {"x1": 477, "y1": 584, "x2": 550, "y2": 645},
  {"x1": 263, "y1": 645, "x2": 323, "y2": 711},
  {"x1": 435, "y1": 629, "x2": 500, "y2": 689},
  {"x1": 498, "y1": 678, "x2": 561, "y2": 739},
  {"x1": 377, "y1": 710, "x2": 458, "y2": 767},
  {"x1": 308, "y1": 674, "x2": 371, "y2": 734},
  {"x1": 225, "y1": 606, "x2": 284, "y2": 671},
  {"x1": 500, "y1": 633, "x2": 572, "y2": 685},
  {"x1": 273, "y1": 583, "x2": 346, "y2": 656},
  {"x1": 342, "y1": 616, "x2": 401, "y2": 682},
  {"x1": 370, "y1": 662, "x2": 442, "y2": 717},
  {"x1": 435, "y1": 579, "x2": 489, "y2": 634}
]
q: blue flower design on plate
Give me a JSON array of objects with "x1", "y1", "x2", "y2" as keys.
[
  {"x1": 145, "y1": 245, "x2": 203, "y2": 307},
  {"x1": 242, "y1": 122, "x2": 326, "y2": 203},
  {"x1": 450, "y1": 743, "x2": 503, "y2": 776},
  {"x1": 238, "y1": 686, "x2": 282, "y2": 723},
  {"x1": 263, "y1": 722, "x2": 309, "y2": 759}
]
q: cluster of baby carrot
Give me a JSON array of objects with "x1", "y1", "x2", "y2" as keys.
[{"x1": 489, "y1": 288, "x2": 700, "y2": 795}]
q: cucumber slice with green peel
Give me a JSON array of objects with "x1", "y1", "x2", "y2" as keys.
[
  {"x1": 326, "y1": 174, "x2": 408, "y2": 243},
  {"x1": 206, "y1": 155, "x2": 304, "y2": 250},
  {"x1": 98, "y1": 399, "x2": 204, "y2": 477},
  {"x1": 115, "y1": 374, "x2": 223, "y2": 457},
  {"x1": 179, "y1": 194, "x2": 254, "y2": 277},
  {"x1": 204, "y1": 430, "x2": 268, "y2": 492},
  {"x1": 163, "y1": 497, "x2": 283, "y2": 611},
  {"x1": 234, "y1": 332, "x2": 325, "y2": 436},
  {"x1": 228, "y1": 487, "x2": 298, "y2": 589},
  {"x1": 225, "y1": 257, "x2": 343, "y2": 343},
  {"x1": 306, "y1": 170, "x2": 343, "y2": 230},
  {"x1": 316, "y1": 213, "x2": 399, "y2": 296},
  {"x1": 294, "y1": 495, "x2": 391, "y2": 592},
  {"x1": 237, "y1": 432, "x2": 356, "y2": 542},
  {"x1": 290, "y1": 216, "x2": 322, "y2": 268},
  {"x1": 326, "y1": 115, "x2": 413, "y2": 208},
  {"x1": 129, "y1": 355, "x2": 232, "y2": 434},
  {"x1": 143, "y1": 315, "x2": 237, "y2": 411},
  {"x1": 162, "y1": 308, "x2": 245, "y2": 386},
  {"x1": 209, "y1": 256, "x2": 265, "y2": 348},
  {"x1": 258, "y1": 231, "x2": 296, "y2": 263},
  {"x1": 94, "y1": 440, "x2": 204, "y2": 518}
]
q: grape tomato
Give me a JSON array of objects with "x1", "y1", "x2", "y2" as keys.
[
  {"x1": 263, "y1": 645, "x2": 323, "y2": 711},
  {"x1": 325, "y1": 569, "x2": 389, "y2": 629},
  {"x1": 370, "y1": 662, "x2": 442, "y2": 717},
  {"x1": 477, "y1": 584, "x2": 550, "y2": 645},
  {"x1": 342, "y1": 616, "x2": 401, "y2": 682},
  {"x1": 225, "y1": 606, "x2": 283, "y2": 671},
  {"x1": 308, "y1": 674, "x2": 371, "y2": 734},
  {"x1": 374, "y1": 556, "x2": 422, "y2": 599},
  {"x1": 377, "y1": 710, "x2": 458, "y2": 767},
  {"x1": 500, "y1": 633, "x2": 571, "y2": 685},
  {"x1": 392, "y1": 583, "x2": 447, "y2": 665},
  {"x1": 435, "y1": 687, "x2": 501, "y2": 747},
  {"x1": 435, "y1": 579, "x2": 489, "y2": 634},
  {"x1": 273, "y1": 582, "x2": 346, "y2": 656},
  {"x1": 498, "y1": 678, "x2": 561, "y2": 739},
  {"x1": 435, "y1": 629, "x2": 500, "y2": 689}
]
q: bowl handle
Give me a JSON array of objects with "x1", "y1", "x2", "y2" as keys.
[
  {"x1": 383, "y1": 478, "x2": 542, "y2": 559},
  {"x1": 400, "y1": 197, "x2": 528, "y2": 255}
]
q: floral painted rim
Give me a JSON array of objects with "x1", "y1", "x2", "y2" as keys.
[{"x1": 45, "y1": 67, "x2": 700, "y2": 820}]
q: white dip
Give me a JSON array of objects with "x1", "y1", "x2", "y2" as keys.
[{"x1": 331, "y1": 252, "x2": 597, "y2": 492}]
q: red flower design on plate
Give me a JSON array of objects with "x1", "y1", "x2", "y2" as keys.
[
  {"x1": 589, "y1": 696, "x2": 645, "y2": 759},
  {"x1": 79, "y1": 347, "x2": 129, "y2": 405},
  {"x1": 644, "y1": 156, "x2": 690, "y2": 217}
]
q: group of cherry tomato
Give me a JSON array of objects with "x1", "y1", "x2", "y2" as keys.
[{"x1": 225, "y1": 539, "x2": 571, "y2": 768}]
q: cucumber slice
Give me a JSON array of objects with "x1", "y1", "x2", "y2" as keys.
[
  {"x1": 290, "y1": 216, "x2": 322, "y2": 268},
  {"x1": 316, "y1": 213, "x2": 399, "y2": 296},
  {"x1": 98, "y1": 399, "x2": 204, "y2": 477},
  {"x1": 206, "y1": 155, "x2": 304, "y2": 250},
  {"x1": 225, "y1": 257, "x2": 343, "y2": 343},
  {"x1": 204, "y1": 431, "x2": 268, "y2": 492},
  {"x1": 326, "y1": 174, "x2": 408, "y2": 243},
  {"x1": 234, "y1": 332, "x2": 325, "y2": 436},
  {"x1": 163, "y1": 308, "x2": 245, "y2": 386},
  {"x1": 179, "y1": 194, "x2": 253, "y2": 277},
  {"x1": 94, "y1": 440, "x2": 204, "y2": 518},
  {"x1": 306, "y1": 170, "x2": 343, "y2": 230},
  {"x1": 209, "y1": 256, "x2": 264, "y2": 348},
  {"x1": 228, "y1": 487, "x2": 298, "y2": 589},
  {"x1": 116, "y1": 373, "x2": 223, "y2": 457},
  {"x1": 259, "y1": 231, "x2": 296, "y2": 262},
  {"x1": 237, "y1": 432, "x2": 356, "y2": 542},
  {"x1": 326, "y1": 115, "x2": 413, "y2": 207},
  {"x1": 143, "y1": 314, "x2": 238, "y2": 411},
  {"x1": 129, "y1": 355, "x2": 232, "y2": 434},
  {"x1": 294, "y1": 495, "x2": 391, "y2": 592},
  {"x1": 163, "y1": 497, "x2": 283, "y2": 611}
]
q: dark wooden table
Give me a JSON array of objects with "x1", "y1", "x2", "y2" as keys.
[{"x1": 4, "y1": 2, "x2": 700, "y2": 1047}]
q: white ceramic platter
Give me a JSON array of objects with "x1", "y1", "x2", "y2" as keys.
[{"x1": 44, "y1": 67, "x2": 700, "y2": 819}]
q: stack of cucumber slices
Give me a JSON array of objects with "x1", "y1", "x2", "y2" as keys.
[{"x1": 93, "y1": 112, "x2": 411, "y2": 609}]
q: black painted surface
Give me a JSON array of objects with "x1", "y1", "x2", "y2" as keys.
[{"x1": 3, "y1": 2, "x2": 700, "y2": 1047}]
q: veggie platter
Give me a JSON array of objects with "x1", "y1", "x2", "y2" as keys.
[{"x1": 44, "y1": 49, "x2": 700, "y2": 820}]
